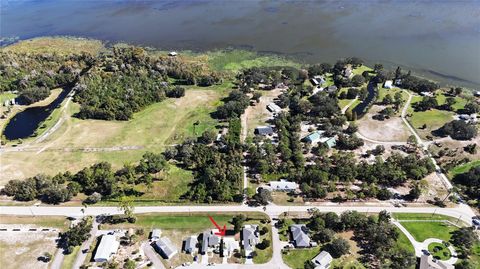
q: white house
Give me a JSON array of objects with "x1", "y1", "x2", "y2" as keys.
[
  {"x1": 383, "y1": 80, "x2": 393, "y2": 89},
  {"x1": 311, "y1": 251, "x2": 333, "y2": 269},
  {"x1": 269, "y1": 179, "x2": 298, "y2": 191},
  {"x1": 155, "y1": 237, "x2": 178, "y2": 259},
  {"x1": 94, "y1": 234, "x2": 120, "y2": 262},
  {"x1": 168, "y1": 51, "x2": 178, "y2": 56},
  {"x1": 267, "y1": 103, "x2": 282, "y2": 114}
]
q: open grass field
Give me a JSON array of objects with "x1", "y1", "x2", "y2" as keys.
[
  {"x1": 392, "y1": 213, "x2": 457, "y2": 222},
  {"x1": 434, "y1": 93, "x2": 468, "y2": 111},
  {"x1": 0, "y1": 87, "x2": 227, "y2": 185},
  {"x1": 0, "y1": 92, "x2": 16, "y2": 103},
  {"x1": 400, "y1": 221, "x2": 457, "y2": 242},
  {"x1": 352, "y1": 65, "x2": 373, "y2": 76},
  {"x1": 2, "y1": 36, "x2": 105, "y2": 55},
  {"x1": 0, "y1": 231, "x2": 59, "y2": 269},
  {"x1": 409, "y1": 109, "x2": 454, "y2": 139},
  {"x1": 282, "y1": 246, "x2": 321, "y2": 269},
  {"x1": 0, "y1": 215, "x2": 70, "y2": 230}
]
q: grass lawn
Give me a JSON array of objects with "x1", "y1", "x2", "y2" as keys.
[
  {"x1": 434, "y1": 93, "x2": 468, "y2": 111},
  {"x1": 409, "y1": 109, "x2": 454, "y2": 138},
  {"x1": 428, "y1": 242, "x2": 451, "y2": 261},
  {"x1": 352, "y1": 65, "x2": 373, "y2": 76},
  {"x1": 61, "y1": 246, "x2": 80, "y2": 269},
  {"x1": 0, "y1": 215, "x2": 70, "y2": 230},
  {"x1": 471, "y1": 242, "x2": 480, "y2": 268},
  {"x1": 448, "y1": 160, "x2": 480, "y2": 178},
  {"x1": 282, "y1": 246, "x2": 321, "y2": 269},
  {"x1": 101, "y1": 212, "x2": 268, "y2": 232},
  {"x1": 253, "y1": 223, "x2": 273, "y2": 264},
  {"x1": 393, "y1": 213, "x2": 457, "y2": 222},
  {"x1": 394, "y1": 227, "x2": 415, "y2": 254},
  {"x1": 400, "y1": 221, "x2": 457, "y2": 242}
]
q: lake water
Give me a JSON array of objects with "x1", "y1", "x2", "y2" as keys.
[
  {"x1": 3, "y1": 88, "x2": 69, "y2": 140},
  {"x1": 1, "y1": 0, "x2": 479, "y2": 88}
]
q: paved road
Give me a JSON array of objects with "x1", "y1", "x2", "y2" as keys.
[
  {"x1": 0, "y1": 204, "x2": 475, "y2": 224},
  {"x1": 341, "y1": 97, "x2": 358, "y2": 114}
]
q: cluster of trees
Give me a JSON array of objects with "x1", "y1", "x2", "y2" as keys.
[
  {"x1": 436, "y1": 120, "x2": 477, "y2": 140},
  {"x1": 0, "y1": 51, "x2": 94, "y2": 104},
  {"x1": 293, "y1": 152, "x2": 434, "y2": 200},
  {"x1": 59, "y1": 217, "x2": 93, "y2": 254},
  {"x1": 2, "y1": 152, "x2": 167, "y2": 204},
  {"x1": 167, "y1": 121, "x2": 243, "y2": 203},
  {"x1": 301, "y1": 210, "x2": 415, "y2": 268},
  {"x1": 215, "y1": 89, "x2": 250, "y2": 119},
  {"x1": 453, "y1": 166, "x2": 479, "y2": 207}
]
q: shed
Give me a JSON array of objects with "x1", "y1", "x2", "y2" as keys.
[
  {"x1": 312, "y1": 251, "x2": 333, "y2": 269},
  {"x1": 183, "y1": 235, "x2": 198, "y2": 254},
  {"x1": 267, "y1": 103, "x2": 282, "y2": 114},
  {"x1": 151, "y1": 229, "x2": 162, "y2": 240},
  {"x1": 304, "y1": 131, "x2": 325, "y2": 144},
  {"x1": 254, "y1": 126, "x2": 274, "y2": 136},
  {"x1": 155, "y1": 237, "x2": 178, "y2": 259},
  {"x1": 324, "y1": 137, "x2": 336, "y2": 149},
  {"x1": 383, "y1": 80, "x2": 393, "y2": 89},
  {"x1": 94, "y1": 234, "x2": 120, "y2": 262}
]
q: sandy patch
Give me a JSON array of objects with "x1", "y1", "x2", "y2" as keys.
[{"x1": 357, "y1": 105, "x2": 410, "y2": 142}]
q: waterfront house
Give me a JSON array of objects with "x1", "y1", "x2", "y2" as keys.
[{"x1": 383, "y1": 80, "x2": 393, "y2": 89}]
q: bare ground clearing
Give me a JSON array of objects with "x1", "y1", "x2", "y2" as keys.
[{"x1": 357, "y1": 105, "x2": 410, "y2": 142}]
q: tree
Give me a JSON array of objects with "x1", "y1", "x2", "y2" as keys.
[
  {"x1": 119, "y1": 196, "x2": 135, "y2": 222},
  {"x1": 43, "y1": 252, "x2": 52, "y2": 262},
  {"x1": 136, "y1": 152, "x2": 167, "y2": 175},
  {"x1": 232, "y1": 214, "x2": 246, "y2": 233},
  {"x1": 326, "y1": 238, "x2": 350, "y2": 258},
  {"x1": 450, "y1": 227, "x2": 478, "y2": 255},
  {"x1": 59, "y1": 217, "x2": 93, "y2": 252},
  {"x1": 304, "y1": 260, "x2": 316, "y2": 269},
  {"x1": 463, "y1": 102, "x2": 480, "y2": 114},
  {"x1": 124, "y1": 259, "x2": 136, "y2": 269},
  {"x1": 351, "y1": 75, "x2": 365, "y2": 87},
  {"x1": 445, "y1": 97, "x2": 456, "y2": 110},
  {"x1": 382, "y1": 94, "x2": 393, "y2": 105},
  {"x1": 252, "y1": 188, "x2": 272, "y2": 206},
  {"x1": 438, "y1": 120, "x2": 477, "y2": 140},
  {"x1": 373, "y1": 63, "x2": 383, "y2": 72}
]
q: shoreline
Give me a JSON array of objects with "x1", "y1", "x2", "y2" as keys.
[{"x1": 1, "y1": 35, "x2": 478, "y2": 90}]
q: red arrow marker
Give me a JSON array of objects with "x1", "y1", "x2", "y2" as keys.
[{"x1": 208, "y1": 216, "x2": 226, "y2": 236}]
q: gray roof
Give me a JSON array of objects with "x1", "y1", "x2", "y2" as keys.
[
  {"x1": 155, "y1": 237, "x2": 178, "y2": 258},
  {"x1": 312, "y1": 251, "x2": 333, "y2": 268},
  {"x1": 290, "y1": 224, "x2": 311, "y2": 247},
  {"x1": 254, "y1": 126, "x2": 274, "y2": 135},
  {"x1": 151, "y1": 229, "x2": 161, "y2": 239},
  {"x1": 184, "y1": 236, "x2": 198, "y2": 253},
  {"x1": 201, "y1": 230, "x2": 220, "y2": 254},
  {"x1": 242, "y1": 225, "x2": 259, "y2": 251}
]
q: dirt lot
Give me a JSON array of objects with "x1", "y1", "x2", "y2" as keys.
[
  {"x1": 357, "y1": 105, "x2": 410, "y2": 142},
  {"x1": 244, "y1": 87, "x2": 285, "y2": 137},
  {"x1": 0, "y1": 230, "x2": 58, "y2": 269}
]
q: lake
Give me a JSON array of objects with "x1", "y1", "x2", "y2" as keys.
[
  {"x1": 1, "y1": 0, "x2": 479, "y2": 88},
  {"x1": 3, "y1": 88, "x2": 70, "y2": 140}
]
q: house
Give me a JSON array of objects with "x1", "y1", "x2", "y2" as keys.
[
  {"x1": 154, "y1": 237, "x2": 178, "y2": 259},
  {"x1": 201, "y1": 230, "x2": 221, "y2": 254},
  {"x1": 420, "y1": 91, "x2": 434, "y2": 97},
  {"x1": 151, "y1": 229, "x2": 162, "y2": 241},
  {"x1": 474, "y1": 91, "x2": 480, "y2": 97},
  {"x1": 343, "y1": 66, "x2": 353, "y2": 79},
  {"x1": 242, "y1": 225, "x2": 260, "y2": 257},
  {"x1": 383, "y1": 80, "x2": 393, "y2": 89},
  {"x1": 254, "y1": 126, "x2": 274, "y2": 136},
  {"x1": 310, "y1": 78, "x2": 320, "y2": 86},
  {"x1": 290, "y1": 224, "x2": 311, "y2": 248},
  {"x1": 267, "y1": 103, "x2": 282, "y2": 114},
  {"x1": 459, "y1": 114, "x2": 471, "y2": 121},
  {"x1": 304, "y1": 130, "x2": 326, "y2": 144},
  {"x1": 327, "y1": 85, "x2": 338, "y2": 93},
  {"x1": 394, "y1": 79, "x2": 402, "y2": 86},
  {"x1": 168, "y1": 51, "x2": 178, "y2": 56},
  {"x1": 323, "y1": 137, "x2": 336, "y2": 149},
  {"x1": 310, "y1": 76, "x2": 325, "y2": 87},
  {"x1": 311, "y1": 251, "x2": 333, "y2": 269},
  {"x1": 223, "y1": 237, "x2": 240, "y2": 257},
  {"x1": 269, "y1": 179, "x2": 298, "y2": 191},
  {"x1": 183, "y1": 235, "x2": 198, "y2": 254},
  {"x1": 93, "y1": 234, "x2": 120, "y2": 262},
  {"x1": 419, "y1": 254, "x2": 454, "y2": 269}
]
